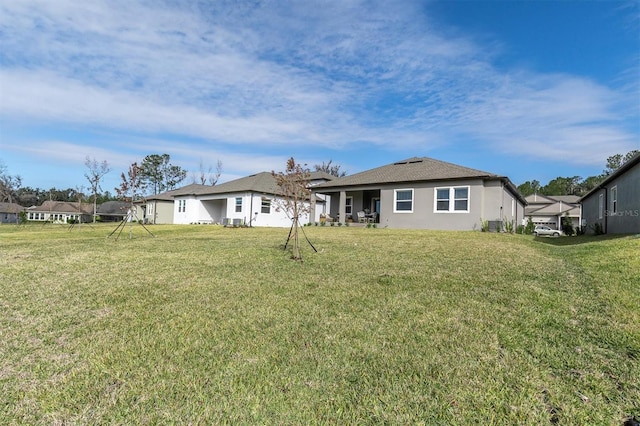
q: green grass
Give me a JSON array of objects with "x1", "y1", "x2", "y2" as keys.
[{"x1": 1, "y1": 224, "x2": 638, "y2": 425}]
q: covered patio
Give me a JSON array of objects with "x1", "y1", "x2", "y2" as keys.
[{"x1": 312, "y1": 188, "x2": 381, "y2": 224}]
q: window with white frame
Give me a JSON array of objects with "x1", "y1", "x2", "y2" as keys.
[
  {"x1": 261, "y1": 198, "x2": 271, "y2": 214},
  {"x1": 394, "y1": 189, "x2": 413, "y2": 212},
  {"x1": 598, "y1": 193, "x2": 604, "y2": 219},
  {"x1": 611, "y1": 186, "x2": 617, "y2": 214},
  {"x1": 235, "y1": 197, "x2": 242, "y2": 213},
  {"x1": 435, "y1": 186, "x2": 469, "y2": 213},
  {"x1": 345, "y1": 196, "x2": 353, "y2": 215},
  {"x1": 178, "y1": 200, "x2": 186, "y2": 213}
]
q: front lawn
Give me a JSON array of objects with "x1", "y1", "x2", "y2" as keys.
[{"x1": 1, "y1": 224, "x2": 638, "y2": 424}]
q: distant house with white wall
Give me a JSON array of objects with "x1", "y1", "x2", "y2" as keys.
[
  {"x1": 26, "y1": 201, "x2": 93, "y2": 223},
  {"x1": 141, "y1": 171, "x2": 334, "y2": 226}
]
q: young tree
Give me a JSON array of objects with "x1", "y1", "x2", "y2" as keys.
[
  {"x1": 139, "y1": 154, "x2": 187, "y2": 195},
  {"x1": 314, "y1": 159, "x2": 347, "y2": 177},
  {"x1": 84, "y1": 156, "x2": 111, "y2": 222},
  {"x1": 115, "y1": 162, "x2": 143, "y2": 207},
  {"x1": 273, "y1": 157, "x2": 312, "y2": 261}
]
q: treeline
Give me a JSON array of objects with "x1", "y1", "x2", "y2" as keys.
[
  {"x1": 0, "y1": 153, "x2": 220, "y2": 207},
  {"x1": 2, "y1": 153, "x2": 349, "y2": 207},
  {"x1": 517, "y1": 150, "x2": 638, "y2": 197}
]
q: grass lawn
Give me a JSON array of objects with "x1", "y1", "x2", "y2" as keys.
[{"x1": 1, "y1": 224, "x2": 638, "y2": 424}]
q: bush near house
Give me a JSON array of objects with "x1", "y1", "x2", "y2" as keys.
[{"x1": 0, "y1": 225, "x2": 638, "y2": 424}]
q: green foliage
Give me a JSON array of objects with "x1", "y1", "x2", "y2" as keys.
[
  {"x1": 504, "y1": 219, "x2": 515, "y2": 234},
  {"x1": 138, "y1": 154, "x2": 188, "y2": 195},
  {"x1": 516, "y1": 180, "x2": 540, "y2": 197},
  {"x1": 591, "y1": 222, "x2": 605, "y2": 235},
  {"x1": 18, "y1": 210, "x2": 28, "y2": 224},
  {"x1": 561, "y1": 215, "x2": 575, "y2": 236},
  {"x1": 525, "y1": 216, "x2": 535, "y2": 235},
  {"x1": 516, "y1": 224, "x2": 525, "y2": 234},
  {"x1": 480, "y1": 218, "x2": 489, "y2": 232}
]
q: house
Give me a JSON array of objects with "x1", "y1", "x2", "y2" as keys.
[
  {"x1": 136, "y1": 183, "x2": 205, "y2": 224},
  {"x1": 0, "y1": 202, "x2": 25, "y2": 224},
  {"x1": 141, "y1": 171, "x2": 334, "y2": 226},
  {"x1": 27, "y1": 201, "x2": 93, "y2": 223},
  {"x1": 311, "y1": 157, "x2": 526, "y2": 230},
  {"x1": 524, "y1": 194, "x2": 581, "y2": 230},
  {"x1": 96, "y1": 201, "x2": 131, "y2": 222},
  {"x1": 579, "y1": 152, "x2": 640, "y2": 234}
]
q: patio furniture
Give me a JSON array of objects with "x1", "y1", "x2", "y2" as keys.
[{"x1": 357, "y1": 211, "x2": 367, "y2": 223}]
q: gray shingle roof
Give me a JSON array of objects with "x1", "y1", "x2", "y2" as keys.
[
  {"x1": 97, "y1": 201, "x2": 130, "y2": 215},
  {"x1": 314, "y1": 157, "x2": 496, "y2": 189},
  {"x1": 31, "y1": 201, "x2": 93, "y2": 214},
  {"x1": 0, "y1": 202, "x2": 25, "y2": 213},
  {"x1": 167, "y1": 171, "x2": 334, "y2": 198}
]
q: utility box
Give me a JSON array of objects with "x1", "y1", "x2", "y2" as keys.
[{"x1": 488, "y1": 220, "x2": 503, "y2": 233}]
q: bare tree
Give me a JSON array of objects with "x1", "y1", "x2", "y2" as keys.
[
  {"x1": 314, "y1": 159, "x2": 347, "y2": 177},
  {"x1": 194, "y1": 158, "x2": 222, "y2": 185},
  {"x1": 84, "y1": 157, "x2": 111, "y2": 222},
  {"x1": 273, "y1": 157, "x2": 311, "y2": 261}
]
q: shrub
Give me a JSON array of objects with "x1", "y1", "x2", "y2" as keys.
[
  {"x1": 592, "y1": 222, "x2": 605, "y2": 235},
  {"x1": 480, "y1": 218, "x2": 489, "y2": 232},
  {"x1": 561, "y1": 216, "x2": 575, "y2": 236},
  {"x1": 524, "y1": 217, "x2": 535, "y2": 235},
  {"x1": 516, "y1": 224, "x2": 525, "y2": 234},
  {"x1": 504, "y1": 219, "x2": 514, "y2": 234}
]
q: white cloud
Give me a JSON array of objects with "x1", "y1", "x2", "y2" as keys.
[{"x1": 1, "y1": 0, "x2": 638, "y2": 176}]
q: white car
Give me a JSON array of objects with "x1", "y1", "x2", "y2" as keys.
[{"x1": 533, "y1": 225, "x2": 563, "y2": 237}]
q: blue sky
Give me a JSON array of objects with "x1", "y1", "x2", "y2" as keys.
[{"x1": 1, "y1": 0, "x2": 638, "y2": 194}]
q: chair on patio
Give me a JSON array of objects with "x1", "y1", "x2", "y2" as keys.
[{"x1": 356, "y1": 211, "x2": 367, "y2": 223}]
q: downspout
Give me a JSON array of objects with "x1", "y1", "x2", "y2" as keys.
[
  {"x1": 603, "y1": 187, "x2": 608, "y2": 234},
  {"x1": 249, "y1": 192, "x2": 253, "y2": 227}
]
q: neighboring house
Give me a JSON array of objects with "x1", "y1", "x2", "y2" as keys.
[
  {"x1": 0, "y1": 202, "x2": 25, "y2": 224},
  {"x1": 144, "y1": 171, "x2": 334, "y2": 226},
  {"x1": 579, "y1": 152, "x2": 640, "y2": 234},
  {"x1": 524, "y1": 194, "x2": 581, "y2": 230},
  {"x1": 27, "y1": 201, "x2": 93, "y2": 223},
  {"x1": 136, "y1": 183, "x2": 206, "y2": 224},
  {"x1": 96, "y1": 201, "x2": 131, "y2": 222},
  {"x1": 312, "y1": 157, "x2": 526, "y2": 230}
]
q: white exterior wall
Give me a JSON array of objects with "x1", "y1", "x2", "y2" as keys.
[{"x1": 173, "y1": 192, "x2": 313, "y2": 227}]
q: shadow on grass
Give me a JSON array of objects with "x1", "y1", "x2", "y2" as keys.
[{"x1": 533, "y1": 233, "x2": 638, "y2": 246}]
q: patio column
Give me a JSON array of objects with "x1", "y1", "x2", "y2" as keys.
[
  {"x1": 339, "y1": 191, "x2": 346, "y2": 223},
  {"x1": 309, "y1": 192, "x2": 316, "y2": 224}
]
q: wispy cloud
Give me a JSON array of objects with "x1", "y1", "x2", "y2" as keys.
[{"x1": 1, "y1": 0, "x2": 637, "y2": 182}]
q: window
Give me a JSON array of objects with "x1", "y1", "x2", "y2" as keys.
[
  {"x1": 235, "y1": 197, "x2": 242, "y2": 213},
  {"x1": 261, "y1": 198, "x2": 271, "y2": 214},
  {"x1": 435, "y1": 186, "x2": 470, "y2": 213},
  {"x1": 345, "y1": 196, "x2": 353, "y2": 215},
  {"x1": 611, "y1": 186, "x2": 617, "y2": 214},
  {"x1": 436, "y1": 188, "x2": 449, "y2": 211},
  {"x1": 178, "y1": 200, "x2": 186, "y2": 213},
  {"x1": 598, "y1": 193, "x2": 604, "y2": 219},
  {"x1": 394, "y1": 189, "x2": 413, "y2": 212}
]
